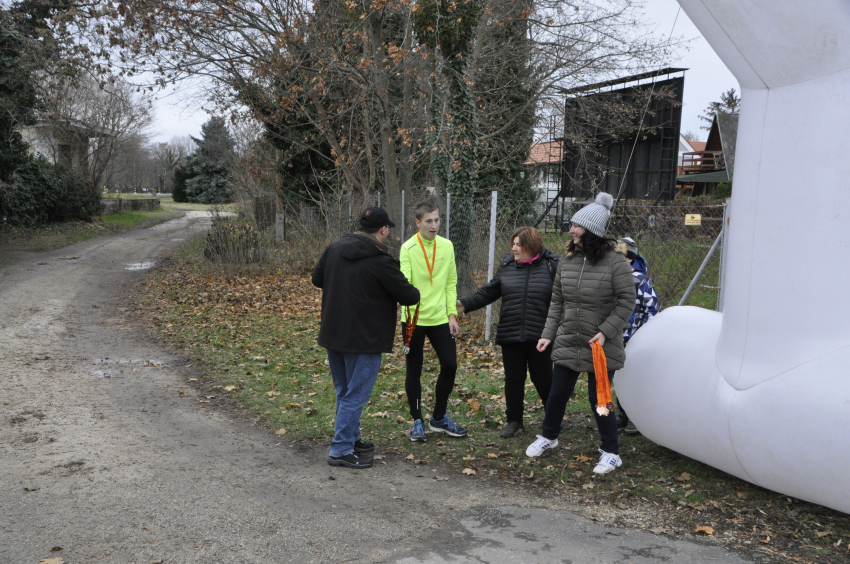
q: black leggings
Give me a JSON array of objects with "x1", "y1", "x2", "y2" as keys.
[
  {"x1": 500, "y1": 341, "x2": 553, "y2": 423},
  {"x1": 402, "y1": 323, "x2": 457, "y2": 421},
  {"x1": 540, "y1": 364, "x2": 619, "y2": 455}
]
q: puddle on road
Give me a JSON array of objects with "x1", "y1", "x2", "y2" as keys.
[
  {"x1": 91, "y1": 358, "x2": 166, "y2": 378},
  {"x1": 125, "y1": 261, "x2": 155, "y2": 270}
]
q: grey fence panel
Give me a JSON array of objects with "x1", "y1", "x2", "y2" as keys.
[{"x1": 275, "y1": 194, "x2": 725, "y2": 342}]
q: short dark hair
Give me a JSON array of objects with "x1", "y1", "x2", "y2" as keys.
[
  {"x1": 414, "y1": 202, "x2": 439, "y2": 220},
  {"x1": 359, "y1": 225, "x2": 381, "y2": 235},
  {"x1": 510, "y1": 226, "x2": 543, "y2": 256}
]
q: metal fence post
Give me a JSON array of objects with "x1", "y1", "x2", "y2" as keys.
[
  {"x1": 377, "y1": 192, "x2": 381, "y2": 208},
  {"x1": 679, "y1": 226, "x2": 724, "y2": 307},
  {"x1": 275, "y1": 213, "x2": 285, "y2": 242},
  {"x1": 445, "y1": 192, "x2": 451, "y2": 239},
  {"x1": 485, "y1": 190, "x2": 498, "y2": 341},
  {"x1": 401, "y1": 190, "x2": 405, "y2": 238},
  {"x1": 717, "y1": 199, "x2": 731, "y2": 312}
]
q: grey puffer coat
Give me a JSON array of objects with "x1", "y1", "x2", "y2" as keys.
[
  {"x1": 541, "y1": 245, "x2": 635, "y2": 372},
  {"x1": 459, "y1": 248, "x2": 558, "y2": 345}
]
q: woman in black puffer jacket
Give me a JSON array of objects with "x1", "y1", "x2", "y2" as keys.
[{"x1": 457, "y1": 226, "x2": 558, "y2": 438}]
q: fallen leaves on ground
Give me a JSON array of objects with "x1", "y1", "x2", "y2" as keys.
[
  {"x1": 145, "y1": 255, "x2": 850, "y2": 564},
  {"x1": 275, "y1": 428, "x2": 287, "y2": 436},
  {"x1": 695, "y1": 525, "x2": 715, "y2": 535}
]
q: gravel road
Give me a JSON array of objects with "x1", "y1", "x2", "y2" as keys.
[{"x1": 0, "y1": 214, "x2": 749, "y2": 564}]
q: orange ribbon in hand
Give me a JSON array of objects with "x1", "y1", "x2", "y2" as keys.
[
  {"x1": 591, "y1": 341, "x2": 614, "y2": 416},
  {"x1": 403, "y1": 304, "x2": 420, "y2": 355}
]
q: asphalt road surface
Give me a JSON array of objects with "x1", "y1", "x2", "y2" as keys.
[{"x1": 0, "y1": 214, "x2": 749, "y2": 564}]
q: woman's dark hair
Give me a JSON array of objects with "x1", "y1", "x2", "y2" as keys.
[{"x1": 567, "y1": 229, "x2": 615, "y2": 265}]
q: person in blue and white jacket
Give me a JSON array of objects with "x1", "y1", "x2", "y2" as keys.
[{"x1": 615, "y1": 237, "x2": 660, "y2": 434}]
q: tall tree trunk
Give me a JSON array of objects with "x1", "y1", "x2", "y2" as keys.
[
  {"x1": 368, "y1": 11, "x2": 400, "y2": 196},
  {"x1": 397, "y1": 23, "x2": 415, "y2": 193},
  {"x1": 443, "y1": 63, "x2": 479, "y2": 296}
]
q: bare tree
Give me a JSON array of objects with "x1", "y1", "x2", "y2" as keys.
[
  {"x1": 152, "y1": 138, "x2": 188, "y2": 192},
  {"x1": 682, "y1": 130, "x2": 701, "y2": 143},
  {"x1": 84, "y1": 0, "x2": 676, "y2": 206},
  {"x1": 36, "y1": 74, "x2": 154, "y2": 190}
]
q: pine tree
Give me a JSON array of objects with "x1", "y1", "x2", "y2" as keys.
[
  {"x1": 0, "y1": 17, "x2": 38, "y2": 181},
  {"x1": 183, "y1": 117, "x2": 236, "y2": 204},
  {"x1": 699, "y1": 88, "x2": 740, "y2": 130}
]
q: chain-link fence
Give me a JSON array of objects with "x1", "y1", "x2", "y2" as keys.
[{"x1": 269, "y1": 192, "x2": 727, "y2": 341}]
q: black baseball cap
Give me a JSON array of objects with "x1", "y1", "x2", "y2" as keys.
[{"x1": 359, "y1": 207, "x2": 396, "y2": 229}]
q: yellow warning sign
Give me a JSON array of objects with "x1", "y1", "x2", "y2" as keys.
[{"x1": 685, "y1": 214, "x2": 702, "y2": 226}]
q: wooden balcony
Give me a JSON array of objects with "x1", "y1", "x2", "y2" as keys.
[{"x1": 681, "y1": 151, "x2": 725, "y2": 174}]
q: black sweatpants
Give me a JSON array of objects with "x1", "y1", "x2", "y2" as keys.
[
  {"x1": 500, "y1": 341, "x2": 553, "y2": 423},
  {"x1": 402, "y1": 323, "x2": 457, "y2": 421},
  {"x1": 540, "y1": 364, "x2": 619, "y2": 455}
]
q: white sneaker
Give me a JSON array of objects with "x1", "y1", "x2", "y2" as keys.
[
  {"x1": 593, "y1": 449, "x2": 622, "y2": 474},
  {"x1": 526, "y1": 435, "x2": 558, "y2": 457}
]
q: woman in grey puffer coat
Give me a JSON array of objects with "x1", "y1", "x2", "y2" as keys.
[
  {"x1": 457, "y1": 226, "x2": 558, "y2": 438},
  {"x1": 525, "y1": 193, "x2": 635, "y2": 476}
]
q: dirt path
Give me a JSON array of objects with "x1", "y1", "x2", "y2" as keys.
[{"x1": 0, "y1": 215, "x2": 749, "y2": 563}]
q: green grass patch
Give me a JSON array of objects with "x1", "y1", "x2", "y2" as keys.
[{"x1": 0, "y1": 208, "x2": 183, "y2": 255}]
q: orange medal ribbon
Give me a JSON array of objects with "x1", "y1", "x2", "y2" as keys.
[
  {"x1": 416, "y1": 231, "x2": 436, "y2": 285},
  {"x1": 591, "y1": 341, "x2": 614, "y2": 416},
  {"x1": 403, "y1": 304, "x2": 420, "y2": 355}
]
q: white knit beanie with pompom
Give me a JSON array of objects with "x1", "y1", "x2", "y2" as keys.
[{"x1": 570, "y1": 192, "x2": 614, "y2": 238}]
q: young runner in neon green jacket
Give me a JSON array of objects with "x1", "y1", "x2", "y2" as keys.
[{"x1": 398, "y1": 202, "x2": 467, "y2": 441}]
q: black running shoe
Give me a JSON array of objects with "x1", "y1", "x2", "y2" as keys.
[
  {"x1": 499, "y1": 421, "x2": 523, "y2": 438},
  {"x1": 354, "y1": 439, "x2": 374, "y2": 453},
  {"x1": 327, "y1": 453, "x2": 373, "y2": 469}
]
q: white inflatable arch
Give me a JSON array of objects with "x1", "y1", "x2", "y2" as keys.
[{"x1": 617, "y1": 0, "x2": 850, "y2": 514}]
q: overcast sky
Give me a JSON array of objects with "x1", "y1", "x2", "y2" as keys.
[{"x1": 148, "y1": 0, "x2": 739, "y2": 144}]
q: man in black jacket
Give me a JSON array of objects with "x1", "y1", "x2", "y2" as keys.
[{"x1": 312, "y1": 207, "x2": 420, "y2": 469}]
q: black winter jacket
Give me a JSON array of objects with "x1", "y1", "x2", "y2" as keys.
[
  {"x1": 312, "y1": 233, "x2": 420, "y2": 354},
  {"x1": 459, "y1": 248, "x2": 559, "y2": 345}
]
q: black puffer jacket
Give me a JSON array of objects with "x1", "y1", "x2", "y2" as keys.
[
  {"x1": 312, "y1": 233, "x2": 420, "y2": 354},
  {"x1": 459, "y1": 248, "x2": 559, "y2": 345}
]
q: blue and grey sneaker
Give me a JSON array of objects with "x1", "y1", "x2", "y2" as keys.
[
  {"x1": 429, "y1": 415, "x2": 467, "y2": 437},
  {"x1": 408, "y1": 419, "x2": 427, "y2": 442}
]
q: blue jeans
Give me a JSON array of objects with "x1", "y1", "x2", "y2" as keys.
[{"x1": 327, "y1": 350, "x2": 382, "y2": 457}]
